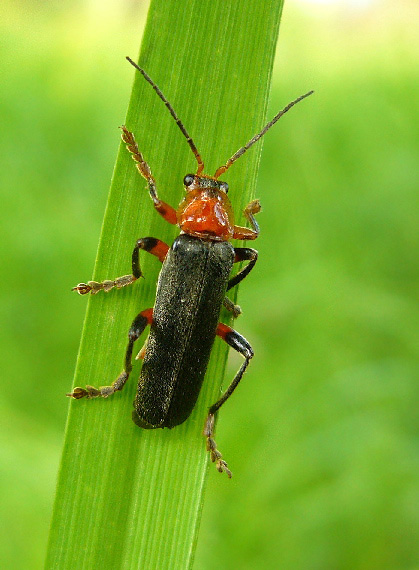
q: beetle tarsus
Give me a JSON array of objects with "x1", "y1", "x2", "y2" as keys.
[
  {"x1": 223, "y1": 296, "x2": 241, "y2": 318},
  {"x1": 244, "y1": 198, "x2": 261, "y2": 218},
  {"x1": 204, "y1": 413, "x2": 232, "y2": 478},
  {"x1": 72, "y1": 275, "x2": 138, "y2": 295},
  {"x1": 66, "y1": 372, "x2": 130, "y2": 400},
  {"x1": 232, "y1": 199, "x2": 261, "y2": 240}
]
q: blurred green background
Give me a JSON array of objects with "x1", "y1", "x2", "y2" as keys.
[{"x1": 1, "y1": 0, "x2": 417, "y2": 568}]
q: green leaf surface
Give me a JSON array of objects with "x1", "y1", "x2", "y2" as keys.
[{"x1": 46, "y1": 0, "x2": 284, "y2": 568}]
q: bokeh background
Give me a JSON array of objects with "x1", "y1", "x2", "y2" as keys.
[{"x1": 1, "y1": 0, "x2": 417, "y2": 568}]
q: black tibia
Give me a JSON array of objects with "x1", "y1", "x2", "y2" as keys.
[
  {"x1": 66, "y1": 310, "x2": 152, "y2": 399},
  {"x1": 222, "y1": 248, "x2": 258, "y2": 317},
  {"x1": 209, "y1": 329, "x2": 253, "y2": 414},
  {"x1": 227, "y1": 247, "x2": 258, "y2": 291},
  {"x1": 204, "y1": 326, "x2": 254, "y2": 478},
  {"x1": 72, "y1": 237, "x2": 169, "y2": 295}
]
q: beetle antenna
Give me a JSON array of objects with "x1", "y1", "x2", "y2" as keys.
[
  {"x1": 214, "y1": 90, "x2": 314, "y2": 179},
  {"x1": 126, "y1": 56, "x2": 205, "y2": 175}
]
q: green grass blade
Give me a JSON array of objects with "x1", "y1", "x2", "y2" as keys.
[{"x1": 46, "y1": 0, "x2": 284, "y2": 567}]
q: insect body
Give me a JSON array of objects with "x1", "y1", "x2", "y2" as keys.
[
  {"x1": 68, "y1": 57, "x2": 313, "y2": 477},
  {"x1": 134, "y1": 234, "x2": 235, "y2": 428}
]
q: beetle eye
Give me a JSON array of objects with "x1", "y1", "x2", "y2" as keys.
[
  {"x1": 183, "y1": 174, "x2": 194, "y2": 187},
  {"x1": 220, "y1": 182, "x2": 229, "y2": 193}
]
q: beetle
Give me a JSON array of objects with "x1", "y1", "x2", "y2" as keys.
[{"x1": 67, "y1": 56, "x2": 313, "y2": 477}]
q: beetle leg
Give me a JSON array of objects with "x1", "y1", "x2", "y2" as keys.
[
  {"x1": 227, "y1": 247, "x2": 258, "y2": 291},
  {"x1": 131, "y1": 237, "x2": 169, "y2": 274},
  {"x1": 203, "y1": 323, "x2": 254, "y2": 477},
  {"x1": 66, "y1": 308, "x2": 153, "y2": 399},
  {"x1": 72, "y1": 237, "x2": 169, "y2": 295},
  {"x1": 232, "y1": 199, "x2": 261, "y2": 240},
  {"x1": 120, "y1": 125, "x2": 177, "y2": 224},
  {"x1": 223, "y1": 296, "x2": 241, "y2": 318},
  {"x1": 135, "y1": 333, "x2": 149, "y2": 360},
  {"x1": 222, "y1": 247, "x2": 258, "y2": 316}
]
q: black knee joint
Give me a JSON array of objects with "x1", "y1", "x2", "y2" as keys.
[
  {"x1": 136, "y1": 237, "x2": 159, "y2": 251},
  {"x1": 129, "y1": 314, "x2": 149, "y2": 341},
  {"x1": 225, "y1": 330, "x2": 253, "y2": 359}
]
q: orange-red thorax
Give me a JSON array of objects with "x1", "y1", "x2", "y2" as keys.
[{"x1": 177, "y1": 175, "x2": 234, "y2": 241}]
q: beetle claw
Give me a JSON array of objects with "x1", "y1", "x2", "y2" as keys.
[
  {"x1": 66, "y1": 386, "x2": 88, "y2": 399},
  {"x1": 72, "y1": 282, "x2": 92, "y2": 295}
]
